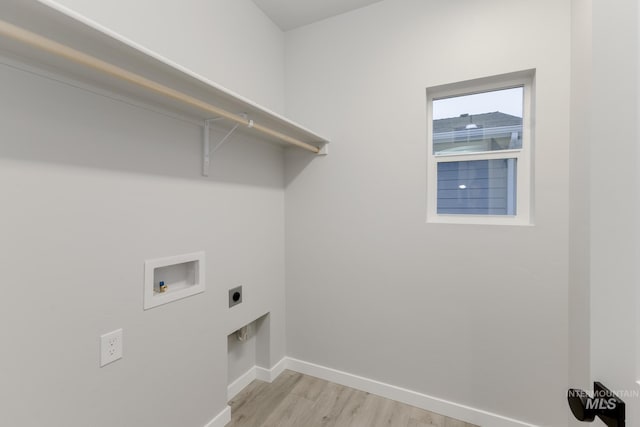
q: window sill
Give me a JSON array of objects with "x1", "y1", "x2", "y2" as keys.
[{"x1": 426, "y1": 214, "x2": 533, "y2": 226}]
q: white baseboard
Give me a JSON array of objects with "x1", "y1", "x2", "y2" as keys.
[
  {"x1": 256, "y1": 357, "x2": 288, "y2": 382},
  {"x1": 227, "y1": 367, "x2": 257, "y2": 401},
  {"x1": 203, "y1": 405, "x2": 231, "y2": 427},
  {"x1": 285, "y1": 357, "x2": 539, "y2": 427},
  {"x1": 227, "y1": 357, "x2": 289, "y2": 401}
]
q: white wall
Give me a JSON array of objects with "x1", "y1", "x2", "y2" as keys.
[
  {"x1": 568, "y1": 1, "x2": 591, "y2": 425},
  {"x1": 9, "y1": 2, "x2": 639, "y2": 426},
  {"x1": 228, "y1": 331, "x2": 257, "y2": 384},
  {"x1": 0, "y1": 1, "x2": 287, "y2": 426},
  {"x1": 590, "y1": 0, "x2": 639, "y2": 424},
  {"x1": 284, "y1": 1, "x2": 571, "y2": 425},
  {"x1": 51, "y1": 0, "x2": 286, "y2": 114}
]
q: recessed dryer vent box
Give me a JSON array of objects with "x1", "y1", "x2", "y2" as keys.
[{"x1": 144, "y1": 252, "x2": 205, "y2": 310}]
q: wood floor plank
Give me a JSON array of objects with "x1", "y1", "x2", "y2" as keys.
[
  {"x1": 308, "y1": 381, "x2": 357, "y2": 426},
  {"x1": 408, "y1": 405, "x2": 446, "y2": 426},
  {"x1": 260, "y1": 393, "x2": 315, "y2": 427},
  {"x1": 375, "y1": 398, "x2": 413, "y2": 427},
  {"x1": 290, "y1": 373, "x2": 328, "y2": 402},
  {"x1": 444, "y1": 417, "x2": 476, "y2": 427},
  {"x1": 228, "y1": 380, "x2": 270, "y2": 426},
  {"x1": 344, "y1": 391, "x2": 390, "y2": 427},
  {"x1": 227, "y1": 370, "x2": 481, "y2": 427},
  {"x1": 331, "y1": 389, "x2": 369, "y2": 427},
  {"x1": 229, "y1": 371, "x2": 303, "y2": 427},
  {"x1": 408, "y1": 420, "x2": 440, "y2": 427}
]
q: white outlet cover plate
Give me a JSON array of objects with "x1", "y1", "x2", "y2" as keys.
[{"x1": 100, "y1": 329, "x2": 123, "y2": 367}]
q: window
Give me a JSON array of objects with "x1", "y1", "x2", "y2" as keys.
[{"x1": 427, "y1": 71, "x2": 534, "y2": 225}]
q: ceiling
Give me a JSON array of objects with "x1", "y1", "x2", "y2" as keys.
[{"x1": 252, "y1": 0, "x2": 384, "y2": 31}]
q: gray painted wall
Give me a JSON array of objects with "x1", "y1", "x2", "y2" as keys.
[
  {"x1": 52, "y1": 0, "x2": 286, "y2": 115},
  {"x1": 569, "y1": 0, "x2": 592, "y2": 425},
  {"x1": 4, "y1": 1, "x2": 638, "y2": 426},
  {"x1": 590, "y1": 0, "x2": 640, "y2": 424},
  {"x1": 0, "y1": 1, "x2": 287, "y2": 425},
  {"x1": 284, "y1": 0, "x2": 571, "y2": 425},
  {"x1": 228, "y1": 330, "x2": 257, "y2": 385}
]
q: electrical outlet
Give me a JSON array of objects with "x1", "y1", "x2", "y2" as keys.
[
  {"x1": 100, "y1": 329, "x2": 123, "y2": 367},
  {"x1": 229, "y1": 286, "x2": 243, "y2": 308}
]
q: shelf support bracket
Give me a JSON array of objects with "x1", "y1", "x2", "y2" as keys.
[{"x1": 202, "y1": 118, "x2": 240, "y2": 177}]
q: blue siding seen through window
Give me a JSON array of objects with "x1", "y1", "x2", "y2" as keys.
[{"x1": 437, "y1": 159, "x2": 517, "y2": 215}]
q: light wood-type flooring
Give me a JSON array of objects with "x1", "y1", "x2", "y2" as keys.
[{"x1": 228, "y1": 370, "x2": 479, "y2": 427}]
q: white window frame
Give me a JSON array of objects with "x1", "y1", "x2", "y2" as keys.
[{"x1": 426, "y1": 70, "x2": 535, "y2": 226}]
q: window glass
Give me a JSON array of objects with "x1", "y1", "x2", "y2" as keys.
[
  {"x1": 433, "y1": 87, "x2": 523, "y2": 155},
  {"x1": 437, "y1": 159, "x2": 517, "y2": 215}
]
